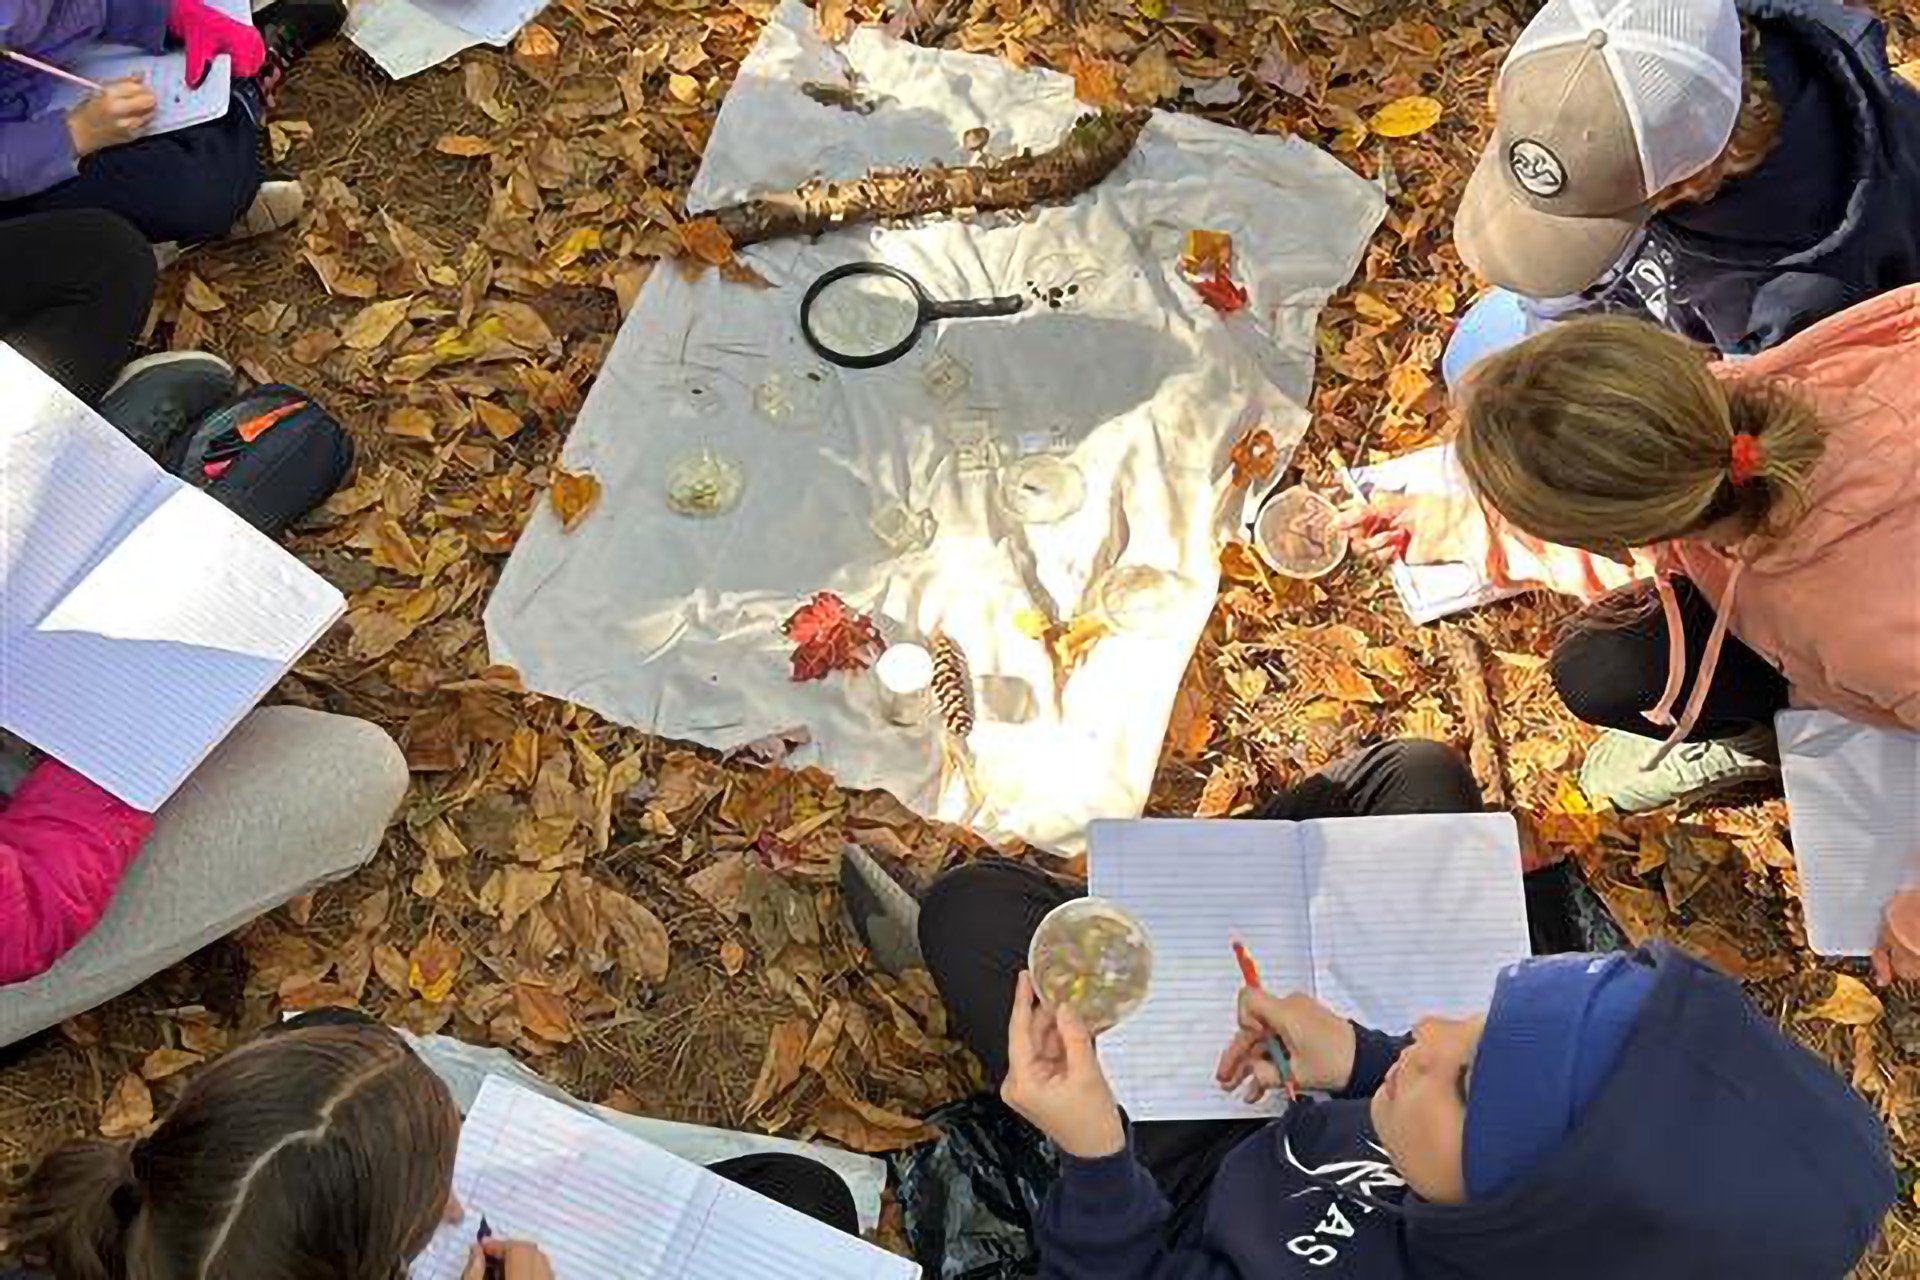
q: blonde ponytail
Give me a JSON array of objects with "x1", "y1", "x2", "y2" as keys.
[
  {"x1": 12, "y1": 1139, "x2": 140, "y2": 1280},
  {"x1": 1454, "y1": 315, "x2": 1828, "y2": 551}
]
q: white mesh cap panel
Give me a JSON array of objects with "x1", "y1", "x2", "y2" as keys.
[{"x1": 1502, "y1": 0, "x2": 1742, "y2": 194}]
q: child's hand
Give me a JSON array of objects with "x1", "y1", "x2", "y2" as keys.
[
  {"x1": 1335, "y1": 491, "x2": 1483, "y2": 567},
  {"x1": 1001, "y1": 972, "x2": 1125, "y2": 1160},
  {"x1": 462, "y1": 1239, "x2": 554, "y2": 1280},
  {"x1": 1873, "y1": 888, "x2": 1920, "y2": 985},
  {"x1": 1336, "y1": 494, "x2": 1418, "y2": 563},
  {"x1": 1215, "y1": 990, "x2": 1357, "y2": 1100},
  {"x1": 67, "y1": 80, "x2": 158, "y2": 156}
]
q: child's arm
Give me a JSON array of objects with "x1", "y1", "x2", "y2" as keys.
[{"x1": 0, "y1": 760, "x2": 154, "y2": 986}]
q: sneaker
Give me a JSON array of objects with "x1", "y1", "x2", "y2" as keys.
[
  {"x1": 254, "y1": 0, "x2": 347, "y2": 91},
  {"x1": 1577, "y1": 726, "x2": 1780, "y2": 813},
  {"x1": 839, "y1": 842, "x2": 925, "y2": 975},
  {"x1": 100, "y1": 351, "x2": 239, "y2": 460},
  {"x1": 227, "y1": 180, "x2": 306, "y2": 240}
]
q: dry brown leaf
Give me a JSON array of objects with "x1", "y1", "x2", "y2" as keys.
[
  {"x1": 100, "y1": 1072, "x2": 154, "y2": 1139},
  {"x1": 1194, "y1": 761, "x2": 1243, "y2": 818},
  {"x1": 1799, "y1": 973, "x2": 1884, "y2": 1027},
  {"x1": 435, "y1": 134, "x2": 495, "y2": 156},
  {"x1": 600, "y1": 887, "x2": 671, "y2": 984},
  {"x1": 140, "y1": 1048, "x2": 205, "y2": 1081},
  {"x1": 373, "y1": 943, "x2": 411, "y2": 995},
  {"x1": 1165, "y1": 682, "x2": 1214, "y2": 761},
  {"x1": 498, "y1": 867, "x2": 561, "y2": 932},
  {"x1": 386, "y1": 406, "x2": 437, "y2": 441},
  {"x1": 341, "y1": 296, "x2": 415, "y2": 351},
  {"x1": 677, "y1": 217, "x2": 736, "y2": 266},
  {"x1": 744, "y1": 1018, "x2": 809, "y2": 1116},
  {"x1": 815, "y1": 0, "x2": 853, "y2": 41},
  {"x1": 514, "y1": 983, "x2": 575, "y2": 1044},
  {"x1": 513, "y1": 22, "x2": 560, "y2": 59},
  {"x1": 1369, "y1": 95, "x2": 1444, "y2": 137},
  {"x1": 687, "y1": 853, "x2": 747, "y2": 919},
  {"x1": 1124, "y1": 45, "x2": 1181, "y2": 103},
  {"x1": 667, "y1": 73, "x2": 702, "y2": 104},
  {"x1": 549, "y1": 468, "x2": 602, "y2": 531},
  {"x1": 720, "y1": 937, "x2": 747, "y2": 975},
  {"x1": 182, "y1": 274, "x2": 226, "y2": 313},
  {"x1": 408, "y1": 934, "x2": 461, "y2": 1003}
]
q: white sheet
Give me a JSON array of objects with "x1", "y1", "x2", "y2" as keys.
[
  {"x1": 484, "y1": 1, "x2": 1384, "y2": 855},
  {"x1": 345, "y1": 0, "x2": 492, "y2": 78}
]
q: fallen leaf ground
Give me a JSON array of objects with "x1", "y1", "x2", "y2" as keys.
[{"x1": 4, "y1": 0, "x2": 1918, "y2": 1271}]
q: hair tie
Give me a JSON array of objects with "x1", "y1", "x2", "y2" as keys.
[{"x1": 1729, "y1": 433, "x2": 1766, "y2": 487}]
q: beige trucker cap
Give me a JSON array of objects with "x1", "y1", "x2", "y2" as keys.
[{"x1": 1456, "y1": 0, "x2": 1746, "y2": 297}]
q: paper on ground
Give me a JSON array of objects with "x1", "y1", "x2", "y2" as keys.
[
  {"x1": 42, "y1": 0, "x2": 248, "y2": 134},
  {"x1": 1089, "y1": 814, "x2": 1529, "y2": 1120},
  {"x1": 1348, "y1": 444, "x2": 1527, "y2": 625},
  {"x1": 346, "y1": 0, "x2": 542, "y2": 78},
  {"x1": 403, "y1": 1032, "x2": 891, "y2": 1233},
  {"x1": 0, "y1": 345, "x2": 343, "y2": 810},
  {"x1": 1778, "y1": 709, "x2": 1920, "y2": 955},
  {"x1": 407, "y1": 1076, "x2": 917, "y2": 1280},
  {"x1": 484, "y1": 0, "x2": 1385, "y2": 856}
]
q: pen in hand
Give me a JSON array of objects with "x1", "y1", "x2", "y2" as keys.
[
  {"x1": 1231, "y1": 939, "x2": 1300, "y2": 1102},
  {"x1": 477, "y1": 1215, "x2": 506, "y2": 1280}
]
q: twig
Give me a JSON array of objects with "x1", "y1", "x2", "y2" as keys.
[{"x1": 1441, "y1": 625, "x2": 1510, "y2": 809}]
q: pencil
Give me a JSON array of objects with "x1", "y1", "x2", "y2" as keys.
[
  {"x1": 1231, "y1": 939, "x2": 1300, "y2": 1102},
  {"x1": 0, "y1": 47, "x2": 107, "y2": 93}
]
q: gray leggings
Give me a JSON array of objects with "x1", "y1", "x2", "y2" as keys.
[{"x1": 0, "y1": 707, "x2": 407, "y2": 1048}]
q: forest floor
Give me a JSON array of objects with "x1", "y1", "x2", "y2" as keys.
[{"x1": 2, "y1": 0, "x2": 1918, "y2": 1270}]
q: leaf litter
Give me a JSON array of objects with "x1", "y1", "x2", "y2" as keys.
[{"x1": 0, "y1": 1, "x2": 1914, "y2": 1271}]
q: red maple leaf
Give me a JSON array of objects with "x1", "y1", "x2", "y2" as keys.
[
  {"x1": 781, "y1": 592, "x2": 884, "y2": 682},
  {"x1": 1191, "y1": 266, "x2": 1249, "y2": 315}
]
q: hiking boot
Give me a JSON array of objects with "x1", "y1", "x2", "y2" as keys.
[
  {"x1": 100, "y1": 351, "x2": 238, "y2": 460},
  {"x1": 1578, "y1": 726, "x2": 1780, "y2": 813},
  {"x1": 839, "y1": 842, "x2": 925, "y2": 976},
  {"x1": 227, "y1": 180, "x2": 306, "y2": 240},
  {"x1": 255, "y1": 0, "x2": 347, "y2": 92}
]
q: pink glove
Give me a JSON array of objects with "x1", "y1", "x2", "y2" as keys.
[{"x1": 167, "y1": 0, "x2": 267, "y2": 88}]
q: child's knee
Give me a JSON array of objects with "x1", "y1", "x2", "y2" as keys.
[{"x1": 1550, "y1": 629, "x2": 1653, "y2": 728}]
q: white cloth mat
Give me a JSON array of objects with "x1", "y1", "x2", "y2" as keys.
[{"x1": 484, "y1": 1, "x2": 1384, "y2": 854}]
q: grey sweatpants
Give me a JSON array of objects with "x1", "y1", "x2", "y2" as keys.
[{"x1": 0, "y1": 707, "x2": 408, "y2": 1048}]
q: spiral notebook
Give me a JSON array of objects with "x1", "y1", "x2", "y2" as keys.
[
  {"x1": 407, "y1": 1076, "x2": 918, "y2": 1280},
  {"x1": 1778, "y1": 710, "x2": 1920, "y2": 955},
  {"x1": 1088, "y1": 813, "x2": 1531, "y2": 1120},
  {"x1": 0, "y1": 345, "x2": 343, "y2": 811}
]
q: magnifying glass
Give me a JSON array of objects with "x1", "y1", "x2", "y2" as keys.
[{"x1": 801, "y1": 263, "x2": 1025, "y2": 369}]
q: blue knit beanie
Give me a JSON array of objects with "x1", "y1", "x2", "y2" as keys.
[{"x1": 1463, "y1": 952, "x2": 1658, "y2": 1200}]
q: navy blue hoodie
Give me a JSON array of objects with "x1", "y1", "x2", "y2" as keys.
[
  {"x1": 1034, "y1": 945, "x2": 1895, "y2": 1279},
  {"x1": 1591, "y1": 0, "x2": 1920, "y2": 354}
]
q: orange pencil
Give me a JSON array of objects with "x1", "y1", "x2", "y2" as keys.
[{"x1": 1232, "y1": 939, "x2": 1299, "y2": 1102}]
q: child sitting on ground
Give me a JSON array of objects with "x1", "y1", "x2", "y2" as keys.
[{"x1": 0, "y1": 0, "x2": 347, "y2": 244}]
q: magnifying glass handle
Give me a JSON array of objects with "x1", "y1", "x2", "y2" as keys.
[{"x1": 928, "y1": 295, "x2": 1027, "y2": 320}]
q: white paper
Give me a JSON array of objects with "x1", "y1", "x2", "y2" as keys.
[
  {"x1": 407, "y1": 1077, "x2": 917, "y2": 1280},
  {"x1": 0, "y1": 346, "x2": 344, "y2": 811},
  {"x1": 1348, "y1": 445, "x2": 1526, "y2": 626},
  {"x1": 345, "y1": 0, "x2": 483, "y2": 78},
  {"x1": 1087, "y1": 813, "x2": 1530, "y2": 1120},
  {"x1": 1778, "y1": 709, "x2": 1920, "y2": 955},
  {"x1": 405, "y1": 0, "x2": 550, "y2": 44},
  {"x1": 43, "y1": 0, "x2": 249, "y2": 135}
]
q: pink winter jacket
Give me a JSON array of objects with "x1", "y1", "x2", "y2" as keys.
[
  {"x1": 1412, "y1": 284, "x2": 1920, "y2": 741},
  {"x1": 0, "y1": 761, "x2": 153, "y2": 986}
]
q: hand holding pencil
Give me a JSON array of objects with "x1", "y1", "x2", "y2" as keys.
[{"x1": 1214, "y1": 961, "x2": 1359, "y2": 1102}]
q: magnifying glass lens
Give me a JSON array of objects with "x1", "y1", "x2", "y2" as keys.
[{"x1": 808, "y1": 271, "x2": 921, "y2": 360}]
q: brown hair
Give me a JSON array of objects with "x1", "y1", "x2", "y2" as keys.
[
  {"x1": 1454, "y1": 315, "x2": 1828, "y2": 553},
  {"x1": 11, "y1": 1024, "x2": 459, "y2": 1280},
  {"x1": 1652, "y1": 19, "x2": 1783, "y2": 211}
]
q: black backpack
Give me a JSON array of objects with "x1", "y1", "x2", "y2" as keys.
[{"x1": 167, "y1": 384, "x2": 354, "y2": 538}]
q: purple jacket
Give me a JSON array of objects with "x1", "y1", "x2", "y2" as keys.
[{"x1": 0, "y1": 0, "x2": 169, "y2": 199}]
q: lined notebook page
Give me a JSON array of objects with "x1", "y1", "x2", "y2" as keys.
[
  {"x1": 408, "y1": 1078, "x2": 918, "y2": 1280},
  {"x1": 1089, "y1": 820, "x2": 1311, "y2": 1121},
  {"x1": 48, "y1": 0, "x2": 248, "y2": 134},
  {"x1": 0, "y1": 348, "x2": 344, "y2": 811},
  {"x1": 1300, "y1": 813, "x2": 1530, "y2": 1032},
  {"x1": 1779, "y1": 710, "x2": 1920, "y2": 955}
]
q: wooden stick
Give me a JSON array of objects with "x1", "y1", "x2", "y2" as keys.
[{"x1": 1441, "y1": 625, "x2": 1511, "y2": 810}]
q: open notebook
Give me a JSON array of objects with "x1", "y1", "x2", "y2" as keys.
[
  {"x1": 1347, "y1": 445, "x2": 1526, "y2": 625},
  {"x1": 0, "y1": 346, "x2": 343, "y2": 811},
  {"x1": 38, "y1": 0, "x2": 251, "y2": 135},
  {"x1": 1778, "y1": 710, "x2": 1920, "y2": 955},
  {"x1": 408, "y1": 1076, "x2": 919, "y2": 1280},
  {"x1": 1089, "y1": 813, "x2": 1531, "y2": 1120}
]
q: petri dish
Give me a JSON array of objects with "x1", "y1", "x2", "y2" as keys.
[
  {"x1": 998, "y1": 455, "x2": 1086, "y2": 524},
  {"x1": 665, "y1": 449, "x2": 745, "y2": 517},
  {"x1": 1092, "y1": 564, "x2": 1184, "y2": 632},
  {"x1": 1027, "y1": 898, "x2": 1154, "y2": 1033},
  {"x1": 1253, "y1": 485, "x2": 1347, "y2": 579},
  {"x1": 754, "y1": 365, "x2": 834, "y2": 426}
]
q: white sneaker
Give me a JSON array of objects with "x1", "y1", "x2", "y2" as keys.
[
  {"x1": 227, "y1": 180, "x2": 306, "y2": 240},
  {"x1": 1578, "y1": 727, "x2": 1780, "y2": 813}
]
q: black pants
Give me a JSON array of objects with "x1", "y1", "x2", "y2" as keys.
[
  {"x1": 917, "y1": 740, "x2": 1495, "y2": 1231},
  {"x1": 710, "y1": 1153, "x2": 860, "y2": 1235},
  {"x1": 1550, "y1": 577, "x2": 1790, "y2": 741},
  {"x1": 0, "y1": 86, "x2": 263, "y2": 244},
  {"x1": 0, "y1": 210, "x2": 156, "y2": 404}
]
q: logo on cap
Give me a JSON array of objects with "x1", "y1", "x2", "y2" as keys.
[{"x1": 1508, "y1": 139, "x2": 1567, "y2": 198}]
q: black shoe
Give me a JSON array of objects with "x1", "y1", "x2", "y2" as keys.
[
  {"x1": 100, "y1": 352, "x2": 239, "y2": 461},
  {"x1": 839, "y1": 843, "x2": 926, "y2": 976},
  {"x1": 255, "y1": 0, "x2": 347, "y2": 88}
]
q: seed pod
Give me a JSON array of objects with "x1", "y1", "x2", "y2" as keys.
[{"x1": 930, "y1": 634, "x2": 975, "y2": 739}]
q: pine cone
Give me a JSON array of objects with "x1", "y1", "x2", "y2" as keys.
[{"x1": 931, "y1": 635, "x2": 975, "y2": 739}]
